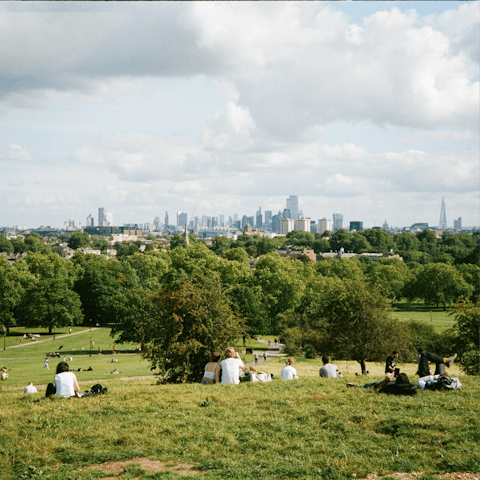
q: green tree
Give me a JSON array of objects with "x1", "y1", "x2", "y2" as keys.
[
  {"x1": 209, "y1": 236, "x2": 234, "y2": 256},
  {"x1": 349, "y1": 232, "x2": 371, "y2": 253},
  {"x1": 312, "y1": 238, "x2": 330, "y2": 253},
  {"x1": 328, "y1": 229, "x2": 353, "y2": 252},
  {"x1": 92, "y1": 238, "x2": 110, "y2": 251},
  {"x1": 315, "y1": 258, "x2": 364, "y2": 280},
  {"x1": 223, "y1": 247, "x2": 250, "y2": 265},
  {"x1": 114, "y1": 273, "x2": 244, "y2": 383},
  {"x1": 0, "y1": 235, "x2": 13, "y2": 254},
  {"x1": 394, "y1": 231, "x2": 421, "y2": 252},
  {"x1": 413, "y1": 263, "x2": 473, "y2": 309},
  {"x1": 72, "y1": 253, "x2": 140, "y2": 326},
  {"x1": 0, "y1": 256, "x2": 33, "y2": 332},
  {"x1": 364, "y1": 259, "x2": 408, "y2": 301},
  {"x1": 19, "y1": 253, "x2": 83, "y2": 333},
  {"x1": 10, "y1": 237, "x2": 26, "y2": 254},
  {"x1": 24, "y1": 233, "x2": 51, "y2": 253},
  {"x1": 285, "y1": 231, "x2": 315, "y2": 248},
  {"x1": 450, "y1": 298, "x2": 479, "y2": 375},
  {"x1": 67, "y1": 232, "x2": 91, "y2": 250},
  {"x1": 359, "y1": 229, "x2": 394, "y2": 253}
]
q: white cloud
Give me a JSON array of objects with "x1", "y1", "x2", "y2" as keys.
[{"x1": 0, "y1": 144, "x2": 33, "y2": 161}]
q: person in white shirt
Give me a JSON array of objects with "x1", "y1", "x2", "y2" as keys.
[
  {"x1": 319, "y1": 356, "x2": 342, "y2": 378},
  {"x1": 220, "y1": 347, "x2": 244, "y2": 384},
  {"x1": 54, "y1": 361, "x2": 81, "y2": 397},
  {"x1": 281, "y1": 357, "x2": 299, "y2": 380},
  {"x1": 23, "y1": 382, "x2": 38, "y2": 394},
  {"x1": 417, "y1": 374, "x2": 462, "y2": 390}
]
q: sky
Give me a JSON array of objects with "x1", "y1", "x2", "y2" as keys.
[{"x1": 1, "y1": 2, "x2": 479, "y2": 230}]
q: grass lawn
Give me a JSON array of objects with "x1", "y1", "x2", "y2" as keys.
[
  {"x1": 391, "y1": 301, "x2": 455, "y2": 332},
  {"x1": 1, "y1": 330, "x2": 477, "y2": 480},
  {"x1": 1, "y1": 370, "x2": 477, "y2": 480}
]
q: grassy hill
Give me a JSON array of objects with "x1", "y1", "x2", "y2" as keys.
[{"x1": 1, "y1": 370, "x2": 478, "y2": 480}]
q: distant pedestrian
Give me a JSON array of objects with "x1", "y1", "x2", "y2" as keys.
[
  {"x1": 268, "y1": 340, "x2": 271, "y2": 347},
  {"x1": 69, "y1": 328, "x2": 72, "y2": 334},
  {"x1": 263, "y1": 351, "x2": 267, "y2": 362},
  {"x1": 43, "y1": 358, "x2": 49, "y2": 370},
  {"x1": 254, "y1": 353, "x2": 258, "y2": 364}
]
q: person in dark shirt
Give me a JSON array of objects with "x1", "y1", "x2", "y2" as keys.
[{"x1": 385, "y1": 351, "x2": 399, "y2": 374}]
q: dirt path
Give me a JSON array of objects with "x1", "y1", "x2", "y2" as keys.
[{"x1": 4, "y1": 328, "x2": 101, "y2": 349}]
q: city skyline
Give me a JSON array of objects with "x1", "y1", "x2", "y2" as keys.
[{"x1": 1, "y1": 2, "x2": 478, "y2": 229}]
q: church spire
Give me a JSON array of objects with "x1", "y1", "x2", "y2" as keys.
[{"x1": 184, "y1": 220, "x2": 190, "y2": 246}]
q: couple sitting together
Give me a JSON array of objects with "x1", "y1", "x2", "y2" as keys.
[{"x1": 202, "y1": 347, "x2": 271, "y2": 385}]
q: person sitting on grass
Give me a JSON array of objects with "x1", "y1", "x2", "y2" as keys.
[
  {"x1": 348, "y1": 372, "x2": 417, "y2": 395},
  {"x1": 385, "y1": 350, "x2": 399, "y2": 374},
  {"x1": 416, "y1": 349, "x2": 457, "y2": 377},
  {"x1": 1, "y1": 366, "x2": 8, "y2": 380},
  {"x1": 319, "y1": 356, "x2": 342, "y2": 378},
  {"x1": 24, "y1": 382, "x2": 38, "y2": 394},
  {"x1": 220, "y1": 347, "x2": 244, "y2": 385},
  {"x1": 281, "y1": 357, "x2": 299, "y2": 380},
  {"x1": 201, "y1": 352, "x2": 221, "y2": 385},
  {"x1": 54, "y1": 361, "x2": 81, "y2": 398},
  {"x1": 417, "y1": 372, "x2": 462, "y2": 391}
]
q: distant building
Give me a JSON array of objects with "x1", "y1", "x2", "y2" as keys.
[
  {"x1": 177, "y1": 212, "x2": 187, "y2": 227},
  {"x1": 333, "y1": 213, "x2": 343, "y2": 232},
  {"x1": 98, "y1": 208, "x2": 107, "y2": 227},
  {"x1": 272, "y1": 212, "x2": 281, "y2": 233},
  {"x1": 153, "y1": 217, "x2": 160, "y2": 230},
  {"x1": 439, "y1": 197, "x2": 447, "y2": 230},
  {"x1": 295, "y1": 217, "x2": 311, "y2": 232},
  {"x1": 410, "y1": 223, "x2": 429, "y2": 231},
  {"x1": 349, "y1": 221, "x2": 363, "y2": 232},
  {"x1": 318, "y1": 218, "x2": 332, "y2": 235},
  {"x1": 280, "y1": 219, "x2": 294, "y2": 235},
  {"x1": 286, "y1": 195, "x2": 299, "y2": 220},
  {"x1": 86, "y1": 215, "x2": 94, "y2": 227},
  {"x1": 256, "y1": 207, "x2": 263, "y2": 230},
  {"x1": 277, "y1": 246, "x2": 316, "y2": 263},
  {"x1": 265, "y1": 211, "x2": 272, "y2": 231},
  {"x1": 165, "y1": 212, "x2": 169, "y2": 228},
  {"x1": 454, "y1": 217, "x2": 462, "y2": 230}
]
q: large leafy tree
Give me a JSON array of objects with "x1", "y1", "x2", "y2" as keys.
[
  {"x1": 411, "y1": 263, "x2": 473, "y2": 309},
  {"x1": 450, "y1": 298, "x2": 480, "y2": 375},
  {"x1": 19, "y1": 253, "x2": 83, "y2": 333},
  {"x1": 0, "y1": 235, "x2": 14, "y2": 254},
  {"x1": 24, "y1": 233, "x2": 51, "y2": 253},
  {"x1": 0, "y1": 256, "x2": 33, "y2": 332},
  {"x1": 72, "y1": 253, "x2": 140, "y2": 325},
  {"x1": 359, "y1": 229, "x2": 394, "y2": 253},
  {"x1": 67, "y1": 232, "x2": 91, "y2": 250},
  {"x1": 114, "y1": 273, "x2": 244, "y2": 383},
  {"x1": 364, "y1": 259, "x2": 408, "y2": 301}
]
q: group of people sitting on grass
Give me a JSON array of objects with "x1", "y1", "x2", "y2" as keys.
[
  {"x1": 202, "y1": 347, "x2": 273, "y2": 385},
  {"x1": 202, "y1": 346, "x2": 462, "y2": 395}
]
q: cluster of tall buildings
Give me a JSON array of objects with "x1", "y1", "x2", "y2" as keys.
[{"x1": 84, "y1": 196, "x2": 462, "y2": 237}]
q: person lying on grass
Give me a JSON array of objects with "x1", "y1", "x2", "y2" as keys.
[
  {"x1": 416, "y1": 349, "x2": 457, "y2": 377},
  {"x1": 417, "y1": 372, "x2": 462, "y2": 391},
  {"x1": 348, "y1": 372, "x2": 417, "y2": 395}
]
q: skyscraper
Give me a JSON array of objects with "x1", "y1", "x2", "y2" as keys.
[
  {"x1": 86, "y1": 214, "x2": 94, "y2": 227},
  {"x1": 165, "y1": 211, "x2": 169, "y2": 228},
  {"x1": 439, "y1": 197, "x2": 447, "y2": 230},
  {"x1": 177, "y1": 212, "x2": 187, "y2": 227},
  {"x1": 256, "y1": 207, "x2": 262, "y2": 230},
  {"x1": 333, "y1": 213, "x2": 343, "y2": 232},
  {"x1": 98, "y1": 208, "x2": 107, "y2": 227},
  {"x1": 286, "y1": 195, "x2": 299, "y2": 220}
]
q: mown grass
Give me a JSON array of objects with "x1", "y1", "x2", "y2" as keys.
[
  {"x1": 391, "y1": 302, "x2": 455, "y2": 332},
  {"x1": 1, "y1": 374, "x2": 478, "y2": 480}
]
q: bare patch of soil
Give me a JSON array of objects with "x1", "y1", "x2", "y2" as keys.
[
  {"x1": 366, "y1": 472, "x2": 479, "y2": 480},
  {"x1": 77, "y1": 457, "x2": 202, "y2": 476}
]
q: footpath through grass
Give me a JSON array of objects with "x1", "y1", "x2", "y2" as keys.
[{"x1": 1, "y1": 374, "x2": 478, "y2": 480}]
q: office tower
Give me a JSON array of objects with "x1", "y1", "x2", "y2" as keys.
[
  {"x1": 454, "y1": 217, "x2": 462, "y2": 230},
  {"x1": 286, "y1": 195, "x2": 299, "y2": 220},
  {"x1": 272, "y1": 212, "x2": 281, "y2": 233},
  {"x1": 228, "y1": 216, "x2": 233, "y2": 227},
  {"x1": 439, "y1": 197, "x2": 447, "y2": 230},
  {"x1": 233, "y1": 213, "x2": 238, "y2": 223},
  {"x1": 318, "y1": 218, "x2": 332, "y2": 235},
  {"x1": 106, "y1": 212, "x2": 113, "y2": 226},
  {"x1": 153, "y1": 217, "x2": 160, "y2": 230},
  {"x1": 333, "y1": 213, "x2": 343, "y2": 232},
  {"x1": 86, "y1": 214, "x2": 94, "y2": 227},
  {"x1": 280, "y1": 219, "x2": 295, "y2": 235},
  {"x1": 349, "y1": 221, "x2": 363, "y2": 231},
  {"x1": 283, "y1": 209, "x2": 291, "y2": 220},
  {"x1": 165, "y1": 211, "x2": 169, "y2": 228},
  {"x1": 296, "y1": 217, "x2": 311, "y2": 232},
  {"x1": 265, "y1": 211, "x2": 272, "y2": 231},
  {"x1": 256, "y1": 207, "x2": 262, "y2": 230},
  {"x1": 219, "y1": 215, "x2": 225, "y2": 226},
  {"x1": 177, "y1": 212, "x2": 187, "y2": 227},
  {"x1": 212, "y1": 217, "x2": 218, "y2": 228},
  {"x1": 98, "y1": 208, "x2": 106, "y2": 227}
]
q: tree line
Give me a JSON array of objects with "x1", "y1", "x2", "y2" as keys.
[{"x1": 0, "y1": 230, "x2": 478, "y2": 380}]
